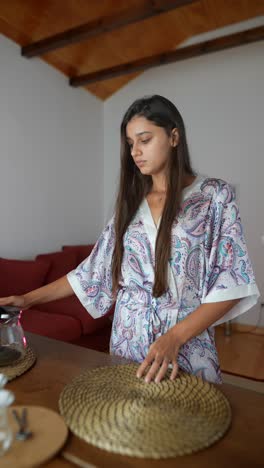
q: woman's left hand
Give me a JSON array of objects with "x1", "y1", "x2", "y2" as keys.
[{"x1": 136, "y1": 327, "x2": 183, "y2": 383}]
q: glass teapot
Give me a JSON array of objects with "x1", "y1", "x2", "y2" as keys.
[{"x1": 0, "y1": 307, "x2": 26, "y2": 366}]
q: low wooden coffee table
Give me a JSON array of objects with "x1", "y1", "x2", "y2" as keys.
[{"x1": 6, "y1": 333, "x2": 264, "y2": 467}]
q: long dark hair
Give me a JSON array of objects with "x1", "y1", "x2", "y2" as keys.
[{"x1": 112, "y1": 95, "x2": 194, "y2": 297}]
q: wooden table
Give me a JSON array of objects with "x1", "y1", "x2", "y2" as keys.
[{"x1": 6, "y1": 333, "x2": 264, "y2": 467}]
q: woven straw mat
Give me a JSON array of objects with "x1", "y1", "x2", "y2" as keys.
[
  {"x1": 0, "y1": 346, "x2": 36, "y2": 381},
  {"x1": 59, "y1": 364, "x2": 231, "y2": 458}
]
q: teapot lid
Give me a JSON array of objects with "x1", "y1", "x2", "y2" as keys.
[{"x1": 0, "y1": 306, "x2": 21, "y2": 321}]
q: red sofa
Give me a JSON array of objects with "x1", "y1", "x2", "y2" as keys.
[{"x1": 0, "y1": 245, "x2": 113, "y2": 352}]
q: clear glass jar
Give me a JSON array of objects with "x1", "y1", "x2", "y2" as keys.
[
  {"x1": 0, "y1": 307, "x2": 26, "y2": 366},
  {"x1": 0, "y1": 389, "x2": 15, "y2": 456}
]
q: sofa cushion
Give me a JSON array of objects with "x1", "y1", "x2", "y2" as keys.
[
  {"x1": 36, "y1": 250, "x2": 78, "y2": 283},
  {"x1": 62, "y1": 244, "x2": 94, "y2": 264},
  {"x1": 20, "y1": 308, "x2": 81, "y2": 342},
  {"x1": 0, "y1": 258, "x2": 50, "y2": 296},
  {"x1": 73, "y1": 322, "x2": 112, "y2": 353},
  {"x1": 37, "y1": 296, "x2": 114, "y2": 335}
]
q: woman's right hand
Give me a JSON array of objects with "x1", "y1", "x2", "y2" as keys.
[
  {"x1": 0, "y1": 295, "x2": 27, "y2": 309},
  {"x1": 0, "y1": 276, "x2": 74, "y2": 312}
]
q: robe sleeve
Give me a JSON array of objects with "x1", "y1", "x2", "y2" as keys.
[
  {"x1": 201, "y1": 182, "x2": 260, "y2": 326},
  {"x1": 67, "y1": 217, "x2": 115, "y2": 318}
]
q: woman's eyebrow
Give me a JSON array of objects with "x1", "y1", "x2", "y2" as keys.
[{"x1": 126, "y1": 131, "x2": 152, "y2": 140}]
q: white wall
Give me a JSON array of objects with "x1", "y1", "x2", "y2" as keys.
[
  {"x1": 0, "y1": 35, "x2": 103, "y2": 259},
  {"x1": 103, "y1": 29, "x2": 264, "y2": 325}
]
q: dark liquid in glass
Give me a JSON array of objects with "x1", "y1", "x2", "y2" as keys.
[{"x1": 0, "y1": 346, "x2": 22, "y2": 366}]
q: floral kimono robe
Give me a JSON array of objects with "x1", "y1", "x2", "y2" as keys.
[{"x1": 67, "y1": 176, "x2": 259, "y2": 383}]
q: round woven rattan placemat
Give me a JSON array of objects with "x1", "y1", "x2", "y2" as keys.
[
  {"x1": 0, "y1": 346, "x2": 36, "y2": 381},
  {"x1": 59, "y1": 364, "x2": 232, "y2": 458}
]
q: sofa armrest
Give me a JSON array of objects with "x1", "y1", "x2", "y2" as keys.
[{"x1": 37, "y1": 296, "x2": 114, "y2": 335}]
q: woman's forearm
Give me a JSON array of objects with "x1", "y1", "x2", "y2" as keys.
[
  {"x1": 173, "y1": 299, "x2": 240, "y2": 345},
  {"x1": 24, "y1": 275, "x2": 74, "y2": 309}
]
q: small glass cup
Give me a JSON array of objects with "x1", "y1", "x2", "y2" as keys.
[
  {"x1": 0, "y1": 307, "x2": 27, "y2": 366},
  {"x1": 0, "y1": 389, "x2": 15, "y2": 456}
]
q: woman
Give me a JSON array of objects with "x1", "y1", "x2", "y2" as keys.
[{"x1": 0, "y1": 95, "x2": 259, "y2": 384}]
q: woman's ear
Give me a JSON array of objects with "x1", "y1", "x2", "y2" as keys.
[{"x1": 171, "y1": 128, "x2": 179, "y2": 147}]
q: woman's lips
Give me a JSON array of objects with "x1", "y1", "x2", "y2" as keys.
[{"x1": 135, "y1": 160, "x2": 146, "y2": 167}]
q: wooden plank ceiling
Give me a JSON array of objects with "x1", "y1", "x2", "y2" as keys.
[{"x1": 0, "y1": 0, "x2": 263, "y2": 100}]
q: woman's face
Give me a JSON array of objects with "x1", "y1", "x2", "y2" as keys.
[{"x1": 126, "y1": 116, "x2": 178, "y2": 176}]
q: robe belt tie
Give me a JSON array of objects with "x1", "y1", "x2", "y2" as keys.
[{"x1": 147, "y1": 297, "x2": 162, "y2": 342}]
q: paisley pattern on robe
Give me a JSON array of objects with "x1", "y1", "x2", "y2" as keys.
[{"x1": 67, "y1": 175, "x2": 259, "y2": 384}]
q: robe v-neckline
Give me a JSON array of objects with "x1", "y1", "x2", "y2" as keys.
[
  {"x1": 141, "y1": 198, "x2": 160, "y2": 231},
  {"x1": 141, "y1": 175, "x2": 201, "y2": 231}
]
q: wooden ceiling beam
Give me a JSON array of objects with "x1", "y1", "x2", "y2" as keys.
[
  {"x1": 21, "y1": 0, "x2": 198, "y2": 58},
  {"x1": 69, "y1": 25, "x2": 264, "y2": 87}
]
